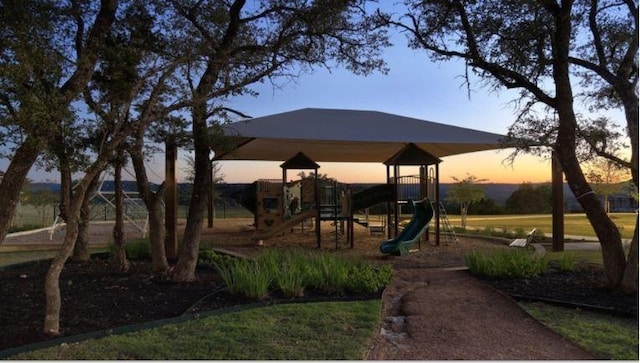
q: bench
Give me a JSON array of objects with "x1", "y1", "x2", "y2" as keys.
[{"x1": 509, "y1": 228, "x2": 536, "y2": 247}]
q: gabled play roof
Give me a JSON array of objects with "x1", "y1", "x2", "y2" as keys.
[{"x1": 213, "y1": 108, "x2": 506, "y2": 163}]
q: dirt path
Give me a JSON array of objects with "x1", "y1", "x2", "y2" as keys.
[{"x1": 367, "y1": 268, "x2": 596, "y2": 360}]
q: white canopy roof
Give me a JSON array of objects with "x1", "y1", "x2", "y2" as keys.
[{"x1": 214, "y1": 108, "x2": 507, "y2": 163}]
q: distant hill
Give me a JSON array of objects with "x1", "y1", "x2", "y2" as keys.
[{"x1": 29, "y1": 181, "x2": 638, "y2": 212}]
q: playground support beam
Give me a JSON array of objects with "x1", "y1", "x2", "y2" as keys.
[{"x1": 552, "y1": 151, "x2": 564, "y2": 252}]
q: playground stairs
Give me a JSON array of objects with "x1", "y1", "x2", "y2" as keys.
[
  {"x1": 431, "y1": 201, "x2": 458, "y2": 245},
  {"x1": 319, "y1": 204, "x2": 342, "y2": 220}
]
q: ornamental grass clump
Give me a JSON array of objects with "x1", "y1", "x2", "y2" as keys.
[
  {"x1": 257, "y1": 249, "x2": 309, "y2": 298},
  {"x1": 465, "y1": 249, "x2": 548, "y2": 278},
  {"x1": 212, "y1": 249, "x2": 392, "y2": 300},
  {"x1": 557, "y1": 253, "x2": 577, "y2": 271},
  {"x1": 307, "y1": 253, "x2": 351, "y2": 295},
  {"x1": 214, "y1": 258, "x2": 271, "y2": 300}
]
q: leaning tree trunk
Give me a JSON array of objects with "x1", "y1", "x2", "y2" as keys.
[
  {"x1": 43, "y1": 217, "x2": 80, "y2": 335},
  {"x1": 112, "y1": 152, "x2": 129, "y2": 273},
  {"x1": 0, "y1": 138, "x2": 43, "y2": 244},
  {"x1": 549, "y1": 5, "x2": 626, "y2": 289},
  {"x1": 73, "y1": 173, "x2": 101, "y2": 261}
]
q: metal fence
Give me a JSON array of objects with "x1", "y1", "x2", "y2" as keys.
[{"x1": 10, "y1": 202, "x2": 252, "y2": 231}]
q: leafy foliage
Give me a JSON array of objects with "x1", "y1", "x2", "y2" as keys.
[{"x1": 505, "y1": 183, "x2": 552, "y2": 214}]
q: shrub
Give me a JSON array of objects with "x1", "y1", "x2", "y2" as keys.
[
  {"x1": 552, "y1": 253, "x2": 578, "y2": 272},
  {"x1": 109, "y1": 240, "x2": 150, "y2": 260},
  {"x1": 465, "y1": 249, "x2": 548, "y2": 278},
  {"x1": 346, "y1": 262, "x2": 393, "y2": 294}
]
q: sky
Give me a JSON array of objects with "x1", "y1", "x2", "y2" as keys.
[
  {"x1": 211, "y1": 41, "x2": 555, "y2": 185},
  {"x1": 4, "y1": 14, "x2": 617, "y2": 186}
]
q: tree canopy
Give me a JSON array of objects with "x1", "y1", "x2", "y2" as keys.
[{"x1": 384, "y1": 0, "x2": 637, "y2": 292}]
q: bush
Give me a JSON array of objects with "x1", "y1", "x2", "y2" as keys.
[
  {"x1": 346, "y1": 262, "x2": 393, "y2": 294},
  {"x1": 465, "y1": 249, "x2": 548, "y2": 278},
  {"x1": 109, "y1": 240, "x2": 150, "y2": 260}
]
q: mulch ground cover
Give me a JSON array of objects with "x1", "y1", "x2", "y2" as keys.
[{"x1": 0, "y1": 254, "x2": 636, "y2": 353}]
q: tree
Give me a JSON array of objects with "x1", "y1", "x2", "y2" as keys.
[
  {"x1": 0, "y1": 0, "x2": 118, "y2": 245},
  {"x1": 505, "y1": 183, "x2": 552, "y2": 214},
  {"x1": 20, "y1": 182, "x2": 58, "y2": 227},
  {"x1": 384, "y1": 0, "x2": 637, "y2": 292},
  {"x1": 446, "y1": 174, "x2": 487, "y2": 229},
  {"x1": 468, "y1": 198, "x2": 504, "y2": 215},
  {"x1": 42, "y1": 0, "x2": 188, "y2": 335},
  {"x1": 164, "y1": 0, "x2": 390, "y2": 281},
  {"x1": 585, "y1": 157, "x2": 632, "y2": 213}
]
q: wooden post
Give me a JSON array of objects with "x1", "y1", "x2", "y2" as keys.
[
  {"x1": 552, "y1": 151, "x2": 564, "y2": 252},
  {"x1": 435, "y1": 163, "x2": 440, "y2": 247},
  {"x1": 164, "y1": 137, "x2": 178, "y2": 259},
  {"x1": 207, "y1": 163, "x2": 214, "y2": 228}
]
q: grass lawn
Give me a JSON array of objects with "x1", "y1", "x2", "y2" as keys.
[
  {"x1": 9, "y1": 300, "x2": 381, "y2": 360},
  {"x1": 447, "y1": 213, "x2": 636, "y2": 239},
  {"x1": 521, "y1": 302, "x2": 638, "y2": 360}
]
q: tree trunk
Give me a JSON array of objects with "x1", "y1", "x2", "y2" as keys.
[
  {"x1": 549, "y1": 2, "x2": 626, "y2": 289},
  {"x1": 147, "y1": 199, "x2": 167, "y2": 272},
  {"x1": 72, "y1": 202, "x2": 92, "y2": 262},
  {"x1": 172, "y1": 102, "x2": 211, "y2": 282},
  {"x1": 460, "y1": 204, "x2": 468, "y2": 229},
  {"x1": 129, "y1": 133, "x2": 169, "y2": 273},
  {"x1": 73, "y1": 173, "x2": 101, "y2": 261},
  {"x1": 112, "y1": 152, "x2": 129, "y2": 273},
  {"x1": 43, "y1": 218, "x2": 80, "y2": 335},
  {"x1": 0, "y1": 138, "x2": 43, "y2": 243},
  {"x1": 621, "y1": 216, "x2": 638, "y2": 294}
]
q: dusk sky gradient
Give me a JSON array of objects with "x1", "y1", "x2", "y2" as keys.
[{"x1": 7, "y1": 13, "x2": 624, "y2": 186}]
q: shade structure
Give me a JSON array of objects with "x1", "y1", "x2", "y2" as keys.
[{"x1": 214, "y1": 108, "x2": 507, "y2": 162}]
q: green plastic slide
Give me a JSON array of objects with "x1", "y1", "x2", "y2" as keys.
[{"x1": 379, "y1": 199, "x2": 434, "y2": 256}]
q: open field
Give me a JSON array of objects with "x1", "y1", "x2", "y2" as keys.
[
  {"x1": 11, "y1": 202, "x2": 635, "y2": 239},
  {"x1": 446, "y1": 213, "x2": 636, "y2": 239}
]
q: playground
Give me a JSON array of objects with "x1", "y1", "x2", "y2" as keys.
[{"x1": 1, "y1": 108, "x2": 635, "y2": 358}]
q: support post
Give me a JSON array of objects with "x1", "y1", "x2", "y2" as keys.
[
  {"x1": 552, "y1": 151, "x2": 564, "y2": 252},
  {"x1": 207, "y1": 163, "x2": 214, "y2": 228},
  {"x1": 164, "y1": 137, "x2": 178, "y2": 259},
  {"x1": 435, "y1": 163, "x2": 440, "y2": 247}
]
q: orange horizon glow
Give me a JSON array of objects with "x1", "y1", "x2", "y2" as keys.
[{"x1": 217, "y1": 150, "x2": 554, "y2": 185}]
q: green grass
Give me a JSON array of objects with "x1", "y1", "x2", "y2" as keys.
[
  {"x1": 209, "y1": 249, "x2": 393, "y2": 299},
  {"x1": 545, "y1": 250, "x2": 604, "y2": 266},
  {"x1": 9, "y1": 300, "x2": 381, "y2": 360},
  {"x1": 447, "y1": 213, "x2": 636, "y2": 239},
  {"x1": 464, "y1": 249, "x2": 549, "y2": 278},
  {"x1": 520, "y1": 302, "x2": 638, "y2": 360}
]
